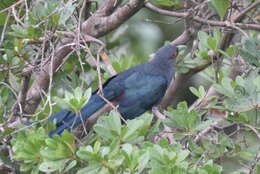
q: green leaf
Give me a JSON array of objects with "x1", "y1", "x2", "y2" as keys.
[
  {"x1": 40, "y1": 132, "x2": 76, "y2": 162},
  {"x1": 189, "y1": 86, "x2": 206, "y2": 98},
  {"x1": 0, "y1": 13, "x2": 7, "y2": 25},
  {"x1": 74, "y1": 87, "x2": 83, "y2": 101},
  {"x1": 155, "y1": 0, "x2": 182, "y2": 7},
  {"x1": 256, "y1": 164, "x2": 260, "y2": 174},
  {"x1": 112, "y1": 61, "x2": 121, "y2": 73},
  {"x1": 10, "y1": 24, "x2": 27, "y2": 37},
  {"x1": 213, "y1": 28, "x2": 221, "y2": 44},
  {"x1": 237, "y1": 151, "x2": 254, "y2": 160},
  {"x1": 64, "y1": 160, "x2": 77, "y2": 173},
  {"x1": 164, "y1": 102, "x2": 200, "y2": 131},
  {"x1": 156, "y1": 0, "x2": 176, "y2": 7},
  {"x1": 0, "y1": 127, "x2": 14, "y2": 140},
  {"x1": 61, "y1": 130, "x2": 75, "y2": 146},
  {"x1": 20, "y1": 163, "x2": 33, "y2": 172},
  {"x1": 93, "y1": 141, "x2": 101, "y2": 153},
  {"x1": 213, "y1": 70, "x2": 260, "y2": 112},
  {"x1": 53, "y1": 96, "x2": 71, "y2": 109},
  {"x1": 59, "y1": 0, "x2": 76, "y2": 26},
  {"x1": 11, "y1": 127, "x2": 47, "y2": 173},
  {"x1": 209, "y1": 0, "x2": 230, "y2": 19},
  {"x1": 207, "y1": 37, "x2": 217, "y2": 51},
  {"x1": 9, "y1": 71, "x2": 20, "y2": 92},
  {"x1": 188, "y1": 140, "x2": 204, "y2": 154},
  {"x1": 225, "y1": 46, "x2": 236, "y2": 57},
  {"x1": 189, "y1": 86, "x2": 200, "y2": 98},
  {"x1": 198, "y1": 31, "x2": 209, "y2": 51},
  {"x1": 69, "y1": 98, "x2": 79, "y2": 111},
  {"x1": 38, "y1": 159, "x2": 69, "y2": 173},
  {"x1": 213, "y1": 77, "x2": 234, "y2": 98},
  {"x1": 65, "y1": 91, "x2": 74, "y2": 101},
  {"x1": 77, "y1": 164, "x2": 102, "y2": 174},
  {"x1": 122, "y1": 119, "x2": 144, "y2": 142},
  {"x1": 53, "y1": 87, "x2": 92, "y2": 112},
  {"x1": 202, "y1": 160, "x2": 223, "y2": 174},
  {"x1": 199, "y1": 86, "x2": 206, "y2": 97},
  {"x1": 194, "y1": 120, "x2": 216, "y2": 132},
  {"x1": 240, "y1": 38, "x2": 260, "y2": 66},
  {"x1": 94, "y1": 111, "x2": 122, "y2": 141},
  {"x1": 83, "y1": 88, "x2": 92, "y2": 104}
]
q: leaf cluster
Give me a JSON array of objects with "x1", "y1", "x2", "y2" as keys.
[{"x1": 12, "y1": 111, "x2": 224, "y2": 174}]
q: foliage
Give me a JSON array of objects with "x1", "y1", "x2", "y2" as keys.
[
  {"x1": 12, "y1": 112, "x2": 224, "y2": 174},
  {"x1": 208, "y1": 0, "x2": 230, "y2": 20},
  {"x1": 0, "y1": 0, "x2": 259, "y2": 173},
  {"x1": 214, "y1": 69, "x2": 260, "y2": 113},
  {"x1": 240, "y1": 38, "x2": 260, "y2": 66},
  {"x1": 53, "y1": 87, "x2": 92, "y2": 113}
]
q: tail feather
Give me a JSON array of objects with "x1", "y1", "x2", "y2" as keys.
[{"x1": 49, "y1": 94, "x2": 105, "y2": 137}]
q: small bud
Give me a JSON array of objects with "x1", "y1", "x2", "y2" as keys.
[{"x1": 208, "y1": 50, "x2": 215, "y2": 57}]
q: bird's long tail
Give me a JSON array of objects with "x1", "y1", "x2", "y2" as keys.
[{"x1": 48, "y1": 94, "x2": 106, "y2": 137}]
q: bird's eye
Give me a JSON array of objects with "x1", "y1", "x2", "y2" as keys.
[{"x1": 170, "y1": 51, "x2": 178, "y2": 59}]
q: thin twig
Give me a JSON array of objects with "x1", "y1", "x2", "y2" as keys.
[
  {"x1": 152, "y1": 107, "x2": 175, "y2": 144},
  {"x1": 0, "y1": 0, "x2": 25, "y2": 14},
  {"x1": 233, "y1": 0, "x2": 260, "y2": 22},
  {"x1": 11, "y1": 6, "x2": 25, "y2": 26},
  {"x1": 145, "y1": 2, "x2": 260, "y2": 31},
  {"x1": 194, "y1": 121, "x2": 218, "y2": 142},
  {"x1": 242, "y1": 123, "x2": 260, "y2": 139}
]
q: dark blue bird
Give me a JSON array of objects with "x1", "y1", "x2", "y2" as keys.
[{"x1": 49, "y1": 44, "x2": 178, "y2": 136}]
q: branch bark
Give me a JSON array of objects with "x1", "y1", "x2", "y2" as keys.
[
  {"x1": 23, "y1": 0, "x2": 145, "y2": 114},
  {"x1": 24, "y1": 38, "x2": 74, "y2": 114},
  {"x1": 82, "y1": 0, "x2": 145, "y2": 37}
]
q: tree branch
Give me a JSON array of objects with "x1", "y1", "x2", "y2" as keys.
[
  {"x1": 160, "y1": 61, "x2": 210, "y2": 109},
  {"x1": 145, "y1": 2, "x2": 260, "y2": 31},
  {"x1": 82, "y1": 0, "x2": 145, "y2": 37},
  {"x1": 23, "y1": 0, "x2": 145, "y2": 114}
]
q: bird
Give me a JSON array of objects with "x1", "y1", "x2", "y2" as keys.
[{"x1": 49, "y1": 44, "x2": 179, "y2": 137}]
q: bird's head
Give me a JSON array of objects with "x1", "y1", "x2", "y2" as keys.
[{"x1": 153, "y1": 44, "x2": 179, "y2": 65}]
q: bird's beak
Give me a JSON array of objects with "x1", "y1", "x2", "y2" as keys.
[{"x1": 170, "y1": 51, "x2": 178, "y2": 59}]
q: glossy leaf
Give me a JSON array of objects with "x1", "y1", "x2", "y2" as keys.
[{"x1": 209, "y1": 0, "x2": 230, "y2": 19}]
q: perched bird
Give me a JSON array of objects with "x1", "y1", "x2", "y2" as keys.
[{"x1": 49, "y1": 44, "x2": 179, "y2": 136}]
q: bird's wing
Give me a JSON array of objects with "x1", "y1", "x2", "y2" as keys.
[
  {"x1": 121, "y1": 71, "x2": 167, "y2": 106},
  {"x1": 96, "y1": 67, "x2": 142, "y2": 101}
]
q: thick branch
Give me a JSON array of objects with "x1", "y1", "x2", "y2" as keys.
[
  {"x1": 24, "y1": 38, "x2": 74, "y2": 114},
  {"x1": 82, "y1": 0, "x2": 145, "y2": 37},
  {"x1": 95, "y1": 0, "x2": 123, "y2": 16},
  {"x1": 171, "y1": 29, "x2": 195, "y2": 45},
  {"x1": 160, "y1": 61, "x2": 210, "y2": 109},
  {"x1": 23, "y1": 0, "x2": 145, "y2": 114}
]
